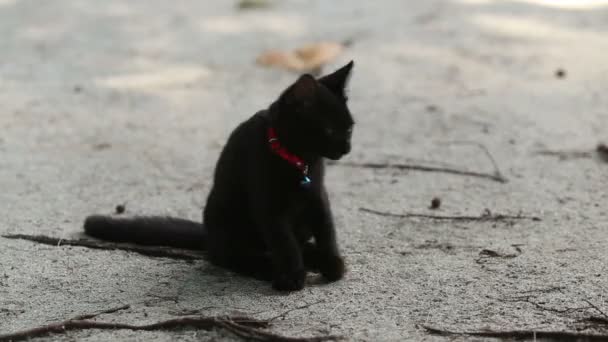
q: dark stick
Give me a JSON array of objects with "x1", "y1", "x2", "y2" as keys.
[
  {"x1": 583, "y1": 316, "x2": 608, "y2": 325},
  {"x1": 536, "y1": 144, "x2": 608, "y2": 162},
  {"x1": 328, "y1": 161, "x2": 507, "y2": 183},
  {"x1": 535, "y1": 150, "x2": 593, "y2": 159},
  {"x1": 583, "y1": 299, "x2": 608, "y2": 319},
  {"x1": 0, "y1": 316, "x2": 268, "y2": 342},
  {"x1": 359, "y1": 208, "x2": 541, "y2": 222},
  {"x1": 269, "y1": 300, "x2": 326, "y2": 322},
  {"x1": 441, "y1": 140, "x2": 507, "y2": 182},
  {"x1": 2, "y1": 234, "x2": 205, "y2": 261},
  {"x1": 219, "y1": 320, "x2": 343, "y2": 342},
  {"x1": 421, "y1": 325, "x2": 608, "y2": 341},
  {"x1": 0, "y1": 314, "x2": 341, "y2": 342},
  {"x1": 71, "y1": 304, "x2": 131, "y2": 320}
]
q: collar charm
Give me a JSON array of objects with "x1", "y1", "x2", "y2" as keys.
[{"x1": 267, "y1": 127, "x2": 311, "y2": 188}]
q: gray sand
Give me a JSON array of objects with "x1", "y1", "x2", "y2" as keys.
[{"x1": 1, "y1": 1, "x2": 607, "y2": 341}]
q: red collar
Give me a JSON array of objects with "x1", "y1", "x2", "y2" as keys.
[{"x1": 267, "y1": 127, "x2": 311, "y2": 187}]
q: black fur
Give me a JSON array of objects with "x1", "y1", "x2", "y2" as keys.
[
  {"x1": 84, "y1": 61, "x2": 355, "y2": 291},
  {"x1": 84, "y1": 216, "x2": 204, "y2": 249}
]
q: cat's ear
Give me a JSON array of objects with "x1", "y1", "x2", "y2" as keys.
[
  {"x1": 318, "y1": 60, "x2": 354, "y2": 96},
  {"x1": 283, "y1": 74, "x2": 318, "y2": 105}
]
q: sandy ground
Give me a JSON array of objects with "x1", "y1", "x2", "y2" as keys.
[{"x1": 1, "y1": 0, "x2": 607, "y2": 341}]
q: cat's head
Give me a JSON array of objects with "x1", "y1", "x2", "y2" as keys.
[{"x1": 276, "y1": 61, "x2": 355, "y2": 160}]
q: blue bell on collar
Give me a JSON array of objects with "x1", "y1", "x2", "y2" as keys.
[{"x1": 300, "y1": 176, "x2": 312, "y2": 187}]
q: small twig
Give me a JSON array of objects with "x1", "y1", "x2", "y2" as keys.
[
  {"x1": 442, "y1": 140, "x2": 506, "y2": 182},
  {"x1": 219, "y1": 320, "x2": 343, "y2": 342},
  {"x1": 475, "y1": 249, "x2": 519, "y2": 264},
  {"x1": 269, "y1": 300, "x2": 326, "y2": 322},
  {"x1": 170, "y1": 306, "x2": 264, "y2": 317},
  {"x1": 71, "y1": 304, "x2": 130, "y2": 320},
  {"x1": 584, "y1": 299, "x2": 608, "y2": 319},
  {"x1": 0, "y1": 316, "x2": 267, "y2": 342},
  {"x1": 583, "y1": 316, "x2": 608, "y2": 325},
  {"x1": 359, "y1": 208, "x2": 541, "y2": 222},
  {"x1": 0, "y1": 313, "x2": 341, "y2": 342},
  {"x1": 536, "y1": 144, "x2": 608, "y2": 162},
  {"x1": 2, "y1": 234, "x2": 205, "y2": 261},
  {"x1": 494, "y1": 295, "x2": 591, "y2": 315},
  {"x1": 328, "y1": 161, "x2": 507, "y2": 183},
  {"x1": 421, "y1": 325, "x2": 608, "y2": 341},
  {"x1": 576, "y1": 299, "x2": 608, "y2": 328},
  {"x1": 414, "y1": 241, "x2": 462, "y2": 252},
  {"x1": 535, "y1": 150, "x2": 593, "y2": 160},
  {"x1": 325, "y1": 300, "x2": 350, "y2": 321},
  {"x1": 518, "y1": 286, "x2": 565, "y2": 295}
]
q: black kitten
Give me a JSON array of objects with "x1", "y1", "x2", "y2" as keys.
[{"x1": 85, "y1": 61, "x2": 355, "y2": 291}]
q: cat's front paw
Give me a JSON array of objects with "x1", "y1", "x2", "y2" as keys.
[
  {"x1": 319, "y1": 255, "x2": 346, "y2": 282},
  {"x1": 272, "y1": 268, "x2": 306, "y2": 292}
]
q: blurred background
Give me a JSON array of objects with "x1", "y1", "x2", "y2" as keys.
[{"x1": 2, "y1": 0, "x2": 606, "y2": 221}]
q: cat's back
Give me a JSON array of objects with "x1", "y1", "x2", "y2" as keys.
[
  {"x1": 219, "y1": 110, "x2": 266, "y2": 158},
  {"x1": 210, "y1": 110, "x2": 268, "y2": 185},
  {"x1": 204, "y1": 111, "x2": 268, "y2": 220}
]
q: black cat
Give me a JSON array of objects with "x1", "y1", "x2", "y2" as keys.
[{"x1": 85, "y1": 61, "x2": 355, "y2": 291}]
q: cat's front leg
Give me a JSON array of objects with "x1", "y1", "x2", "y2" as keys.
[
  {"x1": 309, "y1": 189, "x2": 346, "y2": 282},
  {"x1": 266, "y1": 221, "x2": 306, "y2": 291},
  {"x1": 247, "y1": 153, "x2": 306, "y2": 291},
  {"x1": 252, "y1": 201, "x2": 306, "y2": 291}
]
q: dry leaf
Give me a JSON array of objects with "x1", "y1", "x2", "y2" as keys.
[
  {"x1": 256, "y1": 50, "x2": 304, "y2": 71},
  {"x1": 256, "y1": 42, "x2": 345, "y2": 73}
]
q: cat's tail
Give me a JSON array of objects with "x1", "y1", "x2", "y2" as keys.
[{"x1": 84, "y1": 215, "x2": 205, "y2": 250}]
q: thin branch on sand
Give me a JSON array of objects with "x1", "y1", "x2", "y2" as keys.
[
  {"x1": 329, "y1": 161, "x2": 507, "y2": 183},
  {"x1": 2, "y1": 234, "x2": 205, "y2": 261},
  {"x1": 535, "y1": 150, "x2": 593, "y2": 160},
  {"x1": 581, "y1": 299, "x2": 608, "y2": 325},
  {"x1": 268, "y1": 300, "x2": 326, "y2": 322},
  {"x1": 328, "y1": 141, "x2": 508, "y2": 183},
  {"x1": 421, "y1": 325, "x2": 608, "y2": 341},
  {"x1": 535, "y1": 143, "x2": 608, "y2": 162},
  {"x1": 442, "y1": 140, "x2": 507, "y2": 181},
  {"x1": 0, "y1": 313, "x2": 342, "y2": 342},
  {"x1": 217, "y1": 320, "x2": 343, "y2": 342},
  {"x1": 71, "y1": 304, "x2": 131, "y2": 320},
  {"x1": 359, "y1": 208, "x2": 541, "y2": 222}
]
